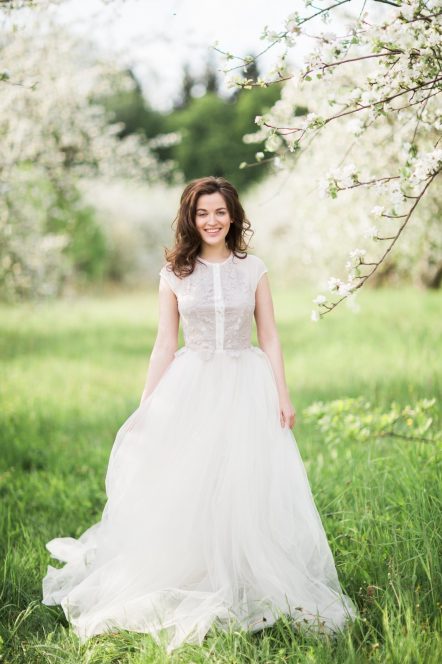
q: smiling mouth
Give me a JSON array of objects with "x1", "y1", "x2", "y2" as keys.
[{"x1": 205, "y1": 228, "x2": 222, "y2": 234}]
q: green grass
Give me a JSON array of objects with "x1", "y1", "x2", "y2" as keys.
[{"x1": 1, "y1": 285, "x2": 441, "y2": 663}]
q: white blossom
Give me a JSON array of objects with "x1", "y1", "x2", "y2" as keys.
[
  {"x1": 265, "y1": 133, "x2": 283, "y2": 152},
  {"x1": 349, "y1": 248, "x2": 367, "y2": 260},
  {"x1": 284, "y1": 11, "x2": 301, "y2": 32},
  {"x1": 327, "y1": 276, "x2": 342, "y2": 291},
  {"x1": 387, "y1": 181, "x2": 406, "y2": 206},
  {"x1": 348, "y1": 87, "x2": 362, "y2": 103},
  {"x1": 409, "y1": 149, "x2": 442, "y2": 184},
  {"x1": 273, "y1": 156, "x2": 283, "y2": 169},
  {"x1": 346, "y1": 118, "x2": 364, "y2": 136},
  {"x1": 362, "y1": 225, "x2": 379, "y2": 240},
  {"x1": 337, "y1": 281, "x2": 354, "y2": 296},
  {"x1": 370, "y1": 206, "x2": 385, "y2": 218}
]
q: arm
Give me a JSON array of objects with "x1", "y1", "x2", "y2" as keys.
[
  {"x1": 254, "y1": 274, "x2": 296, "y2": 429},
  {"x1": 139, "y1": 277, "x2": 180, "y2": 405}
]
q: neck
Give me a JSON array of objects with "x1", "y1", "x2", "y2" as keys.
[{"x1": 199, "y1": 245, "x2": 230, "y2": 261}]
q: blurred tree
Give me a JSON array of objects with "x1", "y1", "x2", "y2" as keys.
[
  {"x1": 174, "y1": 63, "x2": 198, "y2": 110},
  {"x1": 102, "y1": 69, "x2": 165, "y2": 140},
  {"x1": 45, "y1": 184, "x2": 109, "y2": 282},
  {"x1": 101, "y1": 51, "x2": 307, "y2": 192},
  {"x1": 166, "y1": 52, "x2": 306, "y2": 191},
  {"x1": 202, "y1": 52, "x2": 220, "y2": 95},
  {"x1": 161, "y1": 78, "x2": 304, "y2": 192},
  {"x1": 0, "y1": 21, "x2": 172, "y2": 301}
]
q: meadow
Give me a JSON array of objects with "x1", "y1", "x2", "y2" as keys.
[{"x1": 1, "y1": 284, "x2": 441, "y2": 663}]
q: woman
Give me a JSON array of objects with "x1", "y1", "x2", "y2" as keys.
[{"x1": 42, "y1": 176, "x2": 357, "y2": 654}]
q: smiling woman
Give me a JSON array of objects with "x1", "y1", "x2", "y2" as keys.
[
  {"x1": 196, "y1": 196, "x2": 231, "y2": 248},
  {"x1": 41, "y1": 176, "x2": 357, "y2": 654}
]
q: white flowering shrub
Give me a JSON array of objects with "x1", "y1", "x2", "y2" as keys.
[
  {"x1": 242, "y1": 112, "x2": 440, "y2": 301},
  {"x1": 79, "y1": 178, "x2": 185, "y2": 287},
  {"x1": 218, "y1": 0, "x2": 442, "y2": 319},
  {"x1": 0, "y1": 12, "x2": 173, "y2": 301}
]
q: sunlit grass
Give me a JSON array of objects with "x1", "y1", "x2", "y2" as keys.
[{"x1": 1, "y1": 285, "x2": 441, "y2": 663}]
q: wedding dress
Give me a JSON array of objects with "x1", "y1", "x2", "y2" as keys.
[{"x1": 41, "y1": 250, "x2": 357, "y2": 653}]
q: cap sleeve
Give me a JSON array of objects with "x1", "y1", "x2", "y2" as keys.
[
  {"x1": 159, "y1": 264, "x2": 179, "y2": 295},
  {"x1": 253, "y1": 255, "x2": 268, "y2": 290}
]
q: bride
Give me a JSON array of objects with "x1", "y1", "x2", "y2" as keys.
[{"x1": 42, "y1": 175, "x2": 358, "y2": 654}]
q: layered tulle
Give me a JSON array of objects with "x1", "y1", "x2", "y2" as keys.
[{"x1": 42, "y1": 346, "x2": 357, "y2": 653}]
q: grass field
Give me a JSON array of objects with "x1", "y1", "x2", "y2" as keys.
[{"x1": 1, "y1": 285, "x2": 441, "y2": 663}]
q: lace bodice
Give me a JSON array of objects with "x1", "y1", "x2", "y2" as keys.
[{"x1": 158, "y1": 252, "x2": 268, "y2": 360}]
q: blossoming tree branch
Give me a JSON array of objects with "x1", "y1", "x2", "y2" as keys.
[{"x1": 216, "y1": 0, "x2": 441, "y2": 320}]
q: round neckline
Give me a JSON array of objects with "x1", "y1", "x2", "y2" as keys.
[{"x1": 197, "y1": 251, "x2": 233, "y2": 266}]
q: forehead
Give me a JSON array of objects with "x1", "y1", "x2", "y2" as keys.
[{"x1": 196, "y1": 192, "x2": 227, "y2": 209}]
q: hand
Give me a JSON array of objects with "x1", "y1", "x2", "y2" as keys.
[{"x1": 279, "y1": 394, "x2": 296, "y2": 429}]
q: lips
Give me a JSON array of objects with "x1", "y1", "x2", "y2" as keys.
[{"x1": 205, "y1": 228, "x2": 222, "y2": 234}]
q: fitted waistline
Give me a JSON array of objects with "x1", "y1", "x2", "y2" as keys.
[{"x1": 173, "y1": 345, "x2": 266, "y2": 361}]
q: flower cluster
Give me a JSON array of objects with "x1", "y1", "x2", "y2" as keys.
[{"x1": 319, "y1": 163, "x2": 360, "y2": 199}]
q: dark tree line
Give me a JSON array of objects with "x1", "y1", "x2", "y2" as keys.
[{"x1": 103, "y1": 53, "x2": 307, "y2": 193}]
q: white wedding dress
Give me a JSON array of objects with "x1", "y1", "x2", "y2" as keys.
[{"x1": 42, "y1": 251, "x2": 357, "y2": 653}]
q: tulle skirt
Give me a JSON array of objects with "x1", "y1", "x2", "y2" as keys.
[{"x1": 41, "y1": 345, "x2": 358, "y2": 653}]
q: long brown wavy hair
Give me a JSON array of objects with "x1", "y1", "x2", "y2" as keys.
[{"x1": 163, "y1": 176, "x2": 254, "y2": 277}]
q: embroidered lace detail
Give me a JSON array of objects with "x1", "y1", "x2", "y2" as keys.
[{"x1": 159, "y1": 253, "x2": 268, "y2": 360}]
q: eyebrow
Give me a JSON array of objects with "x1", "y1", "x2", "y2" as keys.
[{"x1": 196, "y1": 207, "x2": 227, "y2": 211}]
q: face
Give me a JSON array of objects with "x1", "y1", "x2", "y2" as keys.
[{"x1": 195, "y1": 192, "x2": 232, "y2": 249}]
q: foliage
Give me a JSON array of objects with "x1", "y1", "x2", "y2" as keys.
[
  {"x1": 101, "y1": 69, "x2": 166, "y2": 141},
  {"x1": 304, "y1": 396, "x2": 440, "y2": 446},
  {"x1": 0, "y1": 167, "x2": 111, "y2": 300},
  {"x1": 100, "y1": 54, "x2": 292, "y2": 193},
  {"x1": 163, "y1": 87, "x2": 285, "y2": 192},
  {"x1": 45, "y1": 184, "x2": 109, "y2": 283}
]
